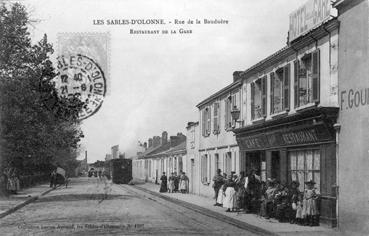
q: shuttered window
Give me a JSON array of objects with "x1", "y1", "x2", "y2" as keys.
[
  {"x1": 295, "y1": 49, "x2": 320, "y2": 107},
  {"x1": 261, "y1": 76, "x2": 267, "y2": 117},
  {"x1": 312, "y1": 50, "x2": 320, "y2": 102},
  {"x1": 283, "y1": 64, "x2": 290, "y2": 110},
  {"x1": 201, "y1": 154, "x2": 208, "y2": 183},
  {"x1": 294, "y1": 60, "x2": 299, "y2": 108},
  {"x1": 270, "y1": 72, "x2": 275, "y2": 114},
  {"x1": 251, "y1": 82, "x2": 255, "y2": 120},
  {"x1": 202, "y1": 107, "x2": 211, "y2": 137},
  {"x1": 213, "y1": 102, "x2": 220, "y2": 134},
  {"x1": 207, "y1": 106, "x2": 211, "y2": 136}
]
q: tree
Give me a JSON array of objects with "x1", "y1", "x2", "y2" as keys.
[{"x1": 0, "y1": 3, "x2": 84, "y2": 192}]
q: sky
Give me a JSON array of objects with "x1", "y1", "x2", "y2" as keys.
[{"x1": 22, "y1": 0, "x2": 307, "y2": 162}]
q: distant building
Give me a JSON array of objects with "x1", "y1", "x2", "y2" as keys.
[
  {"x1": 111, "y1": 145, "x2": 119, "y2": 159},
  {"x1": 105, "y1": 154, "x2": 112, "y2": 161}
]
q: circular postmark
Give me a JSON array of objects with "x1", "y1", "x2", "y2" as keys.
[{"x1": 53, "y1": 54, "x2": 106, "y2": 120}]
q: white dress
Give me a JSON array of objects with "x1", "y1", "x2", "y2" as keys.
[
  {"x1": 216, "y1": 185, "x2": 225, "y2": 204},
  {"x1": 223, "y1": 187, "x2": 236, "y2": 209}
]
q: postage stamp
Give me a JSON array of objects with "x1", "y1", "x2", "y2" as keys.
[{"x1": 53, "y1": 32, "x2": 110, "y2": 120}]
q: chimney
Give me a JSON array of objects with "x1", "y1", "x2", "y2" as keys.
[
  {"x1": 162, "y1": 131, "x2": 168, "y2": 145},
  {"x1": 148, "y1": 138, "x2": 153, "y2": 148},
  {"x1": 153, "y1": 136, "x2": 161, "y2": 148},
  {"x1": 233, "y1": 71, "x2": 243, "y2": 82},
  {"x1": 143, "y1": 142, "x2": 147, "y2": 150},
  {"x1": 170, "y1": 136, "x2": 180, "y2": 147}
]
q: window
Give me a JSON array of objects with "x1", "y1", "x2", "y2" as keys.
[
  {"x1": 201, "y1": 154, "x2": 208, "y2": 183},
  {"x1": 225, "y1": 96, "x2": 232, "y2": 129},
  {"x1": 213, "y1": 102, "x2": 220, "y2": 134},
  {"x1": 178, "y1": 156, "x2": 183, "y2": 173},
  {"x1": 271, "y1": 64, "x2": 290, "y2": 114},
  {"x1": 201, "y1": 106, "x2": 211, "y2": 136},
  {"x1": 289, "y1": 149, "x2": 320, "y2": 192},
  {"x1": 294, "y1": 50, "x2": 320, "y2": 108},
  {"x1": 224, "y1": 152, "x2": 232, "y2": 176},
  {"x1": 225, "y1": 91, "x2": 240, "y2": 129},
  {"x1": 251, "y1": 76, "x2": 267, "y2": 120}
]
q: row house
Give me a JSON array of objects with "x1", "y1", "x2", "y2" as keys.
[
  {"x1": 196, "y1": 74, "x2": 243, "y2": 198},
  {"x1": 132, "y1": 131, "x2": 186, "y2": 183}
]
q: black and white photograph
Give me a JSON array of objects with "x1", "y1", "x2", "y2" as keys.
[{"x1": 0, "y1": 0, "x2": 367, "y2": 235}]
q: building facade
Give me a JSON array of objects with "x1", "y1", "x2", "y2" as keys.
[
  {"x1": 186, "y1": 122, "x2": 199, "y2": 194},
  {"x1": 196, "y1": 76, "x2": 243, "y2": 198},
  {"x1": 335, "y1": 0, "x2": 369, "y2": 235}
]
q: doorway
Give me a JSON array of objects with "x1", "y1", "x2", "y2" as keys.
[{"x1": 271, "y1": 151, "x2": 280, "y2": 182}]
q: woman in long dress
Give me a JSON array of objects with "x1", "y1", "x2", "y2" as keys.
[
  {"x1": 179, "y1": 172, "x2": 189, "y2": 193},
  {"x1": 223, "y1": 175, "x2": 236, "y2": 212},
  {"x1": 159, "y1": 172, "x2": 168, "y2": 193},
  {"x1": 302, "y1": 180, "x2": 320, "y2": 226},
  {"x1": 168, "y1": 172, "x2": 175, "y2": 193}
]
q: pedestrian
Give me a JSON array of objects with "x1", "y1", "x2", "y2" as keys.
[
  {"x1": 234, "y1": 171, "x2": 246, "y2": 211},
  {"x1": 159, "y1": 172, "x2": 168, "y2": 193},
  {"x1": 179, "y1": 172, "x2": 189, "y2": 193},
  {"x1": 50, "y1": 170, "x2": 57, "y2": 188},
  {"x1": 295, "y1": 193, "x2": 304, "y2": 225},
  {"x1": 168, "y1": 172, "x2": 175, "y2": 193},
  {"x1": 244, "y1": 169, "x2": 261, "y2": 213},
  {"x1": 288, "y1": 181, "x2": 300, "y2": 224},
  {"x1": 263, "y1": 178, "x2": 277, "y2": 219},
  {"x1": 173, "y1": 172, "x2": 179, "y2": 193},
  {"x1": 302, "y1": 180, "x2": 320, "y2": 226},
  {"x1": 223, "y1": 175, "x2": 236, "y2": 212},
  {"x1": 7, "y1": 168, "x2": 20, "y2": 194},
  {"x1": 216, "y1": 173, "x2": 227, "y2": 207},
  {"x1": 98, "y1": 170, "x2": 102, "y2": 180},
  {"x1": 212, "y1": 169, "x2": 224, "y2": 206}
]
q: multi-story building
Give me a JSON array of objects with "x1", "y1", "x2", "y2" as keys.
[
  {"x1": 196, "y1": 73, "x2": 243, "y2": 198},
  {"x1": 334, "y1": 0, "x2": 369, "y2": 235},
  {"x1": 192, "y1": 0, "x2": 339, "y2": 227}
]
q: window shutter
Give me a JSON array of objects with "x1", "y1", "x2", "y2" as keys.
[
  {"x1": 250, "y1": 83, "x2": 255, "y2": 120},
  {"x1": 202, "y1": 109, "x2": 206, "y2": 136},
  {"x1": 261, "y1": 76, "x2": 267, "y2": 117},
  {"x1": 270, "y1": 72, "x2": 275, "y2": 114},
  {"x1": 224, "y1": 99, "x2": 228, "y2": 130},
  {"x1": 207, "y1": 106, "x2": 211, "y2": 135},
  {"x1": 294, "y1": 60, "x2": 299, "y2": 108},
  {"x1": 283, "y1": 64, "x2": 290, "y2": 110},
  {"x1": 213, "y1": 102, "x2": 218, "y2": 133},
  {"x1": 231, "y1": 94, "x2": 236, "y2": 127},
  {"x1": 312, "y1": 49, "x2": 320, "y2": 102}
]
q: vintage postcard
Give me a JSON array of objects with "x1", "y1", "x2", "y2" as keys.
[{"x1": 0, "y1": 0, "x2": 367, "y2": 235}]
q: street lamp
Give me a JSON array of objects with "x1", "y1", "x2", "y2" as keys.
[{"x1": 230, "y1": 106, "x2": 243, "y2": 126}]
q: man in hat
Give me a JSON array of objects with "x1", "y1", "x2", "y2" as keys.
[
  {"x1": 303, "y1": 180, "x2": 320, "y2": 226},
  {"x1": 212, "y1": 169, "x2": 224, "y2": 206}
]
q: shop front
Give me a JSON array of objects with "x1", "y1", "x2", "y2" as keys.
[{"x1": 234, "y1": 107, "x2": 339, "y2": 227}]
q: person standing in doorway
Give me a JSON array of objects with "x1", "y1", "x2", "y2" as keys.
[{"x1": 212, "y1": 169, "x2": 224, "y2": 206}]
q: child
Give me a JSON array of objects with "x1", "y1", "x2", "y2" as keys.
[
  {"x1": 295, "y1": 193, "x2": 304, "y2": 225},
  {"x1": 302, "y1": 180, "x2": 320, "y2": 226}
]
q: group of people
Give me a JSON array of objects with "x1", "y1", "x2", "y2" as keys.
[
  {"x1": 2, "y1": 168, "x2": 21, "y2": 194},
  {"x1": 212, "y1": 169, "x2": 321, "y2": 227},
  {"x1": 159, "y1": 172, "x2": 189, "y2": 194}
]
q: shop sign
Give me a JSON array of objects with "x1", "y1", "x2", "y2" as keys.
[
  {"x1": 238, "y1": 124, "x2": 331, "y2": 150},
  {"x1": 289, "y1": 0, "x2": 332, "y2": 42}
]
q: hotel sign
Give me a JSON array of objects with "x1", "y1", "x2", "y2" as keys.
[
  {"x1": 289, "y1": 0, "x2": 332, "y2": 42},
  {"x1": 237, "y1": 124, "x2": 333, "y2": 150}
]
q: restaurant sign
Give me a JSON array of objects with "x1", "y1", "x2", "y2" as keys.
[
  {"x1": 289, "y1": 0, "x2": 332, "y2": 42},
  {"x1": 237, "y1": 124, "x2": 333, "y2": 150}
]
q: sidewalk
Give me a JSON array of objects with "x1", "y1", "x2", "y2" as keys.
[
  {"x1": 0, "y1": 182, "x2": 57, "y2": 219},
  {"x1": 135, "y1": 182, "x2": 343, "y2": 236}
]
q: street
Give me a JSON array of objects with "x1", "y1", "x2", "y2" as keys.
[{"x1": 0, "y1": 177, "x2": 258, "y2": 236}]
